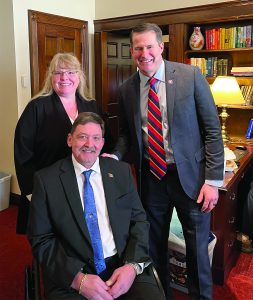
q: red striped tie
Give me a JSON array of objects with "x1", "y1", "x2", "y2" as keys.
[{"x1": 147, "y1": 77, "x2": 167, "y2": 180}]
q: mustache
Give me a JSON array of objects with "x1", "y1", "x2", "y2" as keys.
[{"x1": 80, "y1": 146, "x2": 96, "y2": 152}]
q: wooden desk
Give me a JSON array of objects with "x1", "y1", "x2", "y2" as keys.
[{"x1": 211, "y1": 146, "x2": 253, "y2": 285}]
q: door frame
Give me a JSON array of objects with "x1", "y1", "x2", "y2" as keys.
[{"x1": 94, "y1": 31, "x2": 108, "y2": 111}]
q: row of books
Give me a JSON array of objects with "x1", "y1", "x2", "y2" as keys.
[
  {"x1": 204, "y1": 25, "x2": 253, "y2": 50},
  {"x1": 241, "y1": 85, "x2": 253, "y2": 106},
  {"x1": 231, "y1": 66, "x2": 253, "y2": 77},
  {"x1": 186, "y1": 57, "x2": 229, "y2": 77}
]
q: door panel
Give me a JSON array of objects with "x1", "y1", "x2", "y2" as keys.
[
  {"x1": 37, "y1": 23, "x2": 80, "y2": 90},
  {"x1": 29, "y1": 10, "x2": 88, "y2": 96},
  {"x1": 95, "y1": 31, "x2": 135, "y2": 145},
  {"x1": 108, "y1": 64, "x2": 119, "y2": 102}
]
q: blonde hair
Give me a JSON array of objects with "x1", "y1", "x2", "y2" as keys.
[{"x1": 32, "y1": 53, "x2": 91, "y2": 100}]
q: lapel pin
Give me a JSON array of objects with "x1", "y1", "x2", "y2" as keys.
[
  {"x1": 108, "y1": 173, "x2": 114, "y2": 178},
  {"x1": 168, "y1": 80, "x2": 173, "y2": 84}
]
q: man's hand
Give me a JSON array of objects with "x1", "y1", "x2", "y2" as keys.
[
  {"x1": 101, "y1": 153, "x2": 119, "y2": 160},
  {"x1": 196, "y1": 183, "x2": 219, "y2": 213},
  {"x1": 106, "y1": 264, "x2": 136, "y2": 298},
  {"x1": 79, "y1": 274, "x2": 114, "y2": 300}
]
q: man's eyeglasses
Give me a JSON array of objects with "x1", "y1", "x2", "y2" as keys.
[{"x1": 52, "y1": 70, "x2": 78, "y2": 77}]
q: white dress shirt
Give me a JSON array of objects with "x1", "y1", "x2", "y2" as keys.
[{"x1": 72, "y1": 155, "x2": 117, "y2": 258}]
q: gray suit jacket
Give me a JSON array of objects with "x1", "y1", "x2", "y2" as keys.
[
  {"x1": 113, "y1": 60, "x2": 224, "y2": 199},
  {"x1": 27, "y1": 156, "x2": 149, "y2": 293}
]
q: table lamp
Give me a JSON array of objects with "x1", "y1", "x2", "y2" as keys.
[{"x1": 211, "y1": 76, "x2": 245, "y2": 144}]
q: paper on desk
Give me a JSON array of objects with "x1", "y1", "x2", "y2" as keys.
[{"x1": 224, "y1": 147, "x2": 237, "y2": 172}]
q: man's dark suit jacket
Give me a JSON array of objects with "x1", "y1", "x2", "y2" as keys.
[
  {"x1": 27, "y1": 156, "x2": 150, "y2": 296},
  {"x1": 113, "y1": 60, "x2": 224, "y2": 200}
]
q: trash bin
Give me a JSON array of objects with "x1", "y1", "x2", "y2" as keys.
[
  {"x1": 0, "y1": 172, "x2": 11, "y2": 211},
  {"x1": 168, "y1": 209, "x2": 217, "y2": 293}
]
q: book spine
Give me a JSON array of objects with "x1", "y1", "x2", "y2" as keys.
[
  {"x1": 206, "y1": 57, "x2": 212, "y2": 77},
  {"x1": 217, "y1": 59, "x2": 223, "y2": 76},
  {"x1": 246, "y1": 118, "x2": 253, "y2": 139},
  {"x1": 224, "y1": 28, "x2": 229, "y2": 49},
  {"x1": 252, "y1": 25, "x2": 253, "y2": 47},
  {"x1": 236, "y1": 27, "x2": 241, "y2": 48},
  {"x1": 246, "y1": 25, "x2": 252, "y2": 48},
  {"x1": 205, "y1": 29, "x2": 210, "y2": 49},
  {"x1": 222, "y1": 59, "x2": 228, "y2": 75},
  {"x1": 212, "y1": 57, "x2": 218, "y2": 77}
]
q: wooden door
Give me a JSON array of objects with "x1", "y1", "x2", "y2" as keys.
[
  {"x1": 28, "y1": 10, "x2": 89, "y2": 96},
  {"x1": 95, "y1": 31, "x2": 135, "y2": 145}
]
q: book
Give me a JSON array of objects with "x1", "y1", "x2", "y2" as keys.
[
  {"x1": 235, "y1": 26, "x2": 243, "y2": 48},
  {"x1": 217, "y1": 59, "x2": 223, "y2": 76},
  {"x1": 242, "y1": 26, "x2": 247, "y2": 47},
  {"x1": 231, "y1": 67, "x2": 253, "y2": 72},
  {"x1": 230, "y1": 72, "x2": 253, "y2": 77},
  {"x1": 246, "y1": 25, "x2": 252, "y2": 48},
  {"x1": 224, "y1": 28, "x2": 230, "y2": 48},
  {"x1": 205, "y1": 29, "x2": 210, "y2": 49},
  {"x1": 221, "y1": 58, "x2": 229, "y2": 75},
  {"x1": 206, "y1": 57, "x2": 213, "y2": 77},
  {"x1": 220, "y1": 27, "x2": 226, "y2": 49},
  {"x1": 246, "y1": 118, "x2": 253, "y2": 139},
  {"x1": 212, "y1": 57, "x2": 218, "y2": 77},
  {"x1": 252, "y1": 24, "x2": 253, "y2": 47}
]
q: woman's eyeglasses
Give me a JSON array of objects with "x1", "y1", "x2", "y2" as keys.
[{"x1": 52, "y1": 70, "x2": 78, "y2": 77}]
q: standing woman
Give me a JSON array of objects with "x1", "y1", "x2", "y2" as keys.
[{"x1": 14, "y1": 53, "x2": 98, "y2": 234}]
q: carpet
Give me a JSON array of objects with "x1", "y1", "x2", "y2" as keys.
[
  {"x1": 226, "y1": 253, "x2": 253, "y2": 300},
  {"x1": 0, "y1": 205, "x2": 253, "y2": 299},
  {"x1": 0, "y1": 205, "x2": 32, "y2": 300}
]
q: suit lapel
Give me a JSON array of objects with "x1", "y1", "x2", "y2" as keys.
[
  {"x1": 165, "y1": 61, "x2": 176, "y2": 129},
  {"x1": 99, "y1": 158, "x2": 120, "y2": 242},
  {"x1": 59, "y1": 157, "x2": 92, "y2": 243},
  {"x1": 131, "y1": 73, "x2": 143, "y2": 152}
]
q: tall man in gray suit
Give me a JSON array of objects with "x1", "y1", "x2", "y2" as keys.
[
  {"x1": 111, "y1": 23, "x2": 224, "y2": 299},
  {"x1": 28, "y1": 112, "x2": 165, "y2": 300}
]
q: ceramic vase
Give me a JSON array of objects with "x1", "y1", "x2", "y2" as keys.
[{"x1": 189, "y1": 27, "x2": 205, "y2": 50}]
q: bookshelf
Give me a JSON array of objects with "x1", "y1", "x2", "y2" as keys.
[{"x1": 183, "y1": 21, "x2": 253, "y2": 143}]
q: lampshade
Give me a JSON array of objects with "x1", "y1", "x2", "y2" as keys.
[{"x1": 211, "y1": 76, "x2": 245, "y2": 105}]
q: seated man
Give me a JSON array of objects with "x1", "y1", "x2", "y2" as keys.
[{"x1": 27, "y1": 112, "x2": 165, "y2": 300}]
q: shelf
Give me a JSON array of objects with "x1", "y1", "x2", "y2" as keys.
[
  {"x1": 228, "y1": 137, "x2": 253, "y2": 145},
  {"x1": 216, "y1": 104, "x2": 253, "y2": 109},
  {"x1": 185, "y1": 47, "x2": 253, "y2": 54},
  {"x1": 206, "y1": 77, "x2": 253, "y2": 85}
]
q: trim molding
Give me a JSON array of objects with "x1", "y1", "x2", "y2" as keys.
[{"x1": 94, "y1": 1, "x2": 253, "y2": 32}]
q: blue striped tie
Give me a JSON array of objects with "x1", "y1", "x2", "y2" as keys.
[{"x1": 83, "y1": 170, "x2": 106, "y2": 274}]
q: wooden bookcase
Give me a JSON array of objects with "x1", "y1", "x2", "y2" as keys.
[{"x1": 183, "y1": 21, "x2": 253, "y2": 143}]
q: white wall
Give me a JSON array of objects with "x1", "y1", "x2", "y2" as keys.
[
  {"x1": 95, "y1": 0, "x2": 234, "y2": 19},
  {"x1": 0, "y1": 0, "x2": 18, "y2": 192}
]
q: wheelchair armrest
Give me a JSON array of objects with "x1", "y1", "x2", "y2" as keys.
[{"x1": 150, "y1": 264, "x2": 166, "y2": 299}]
